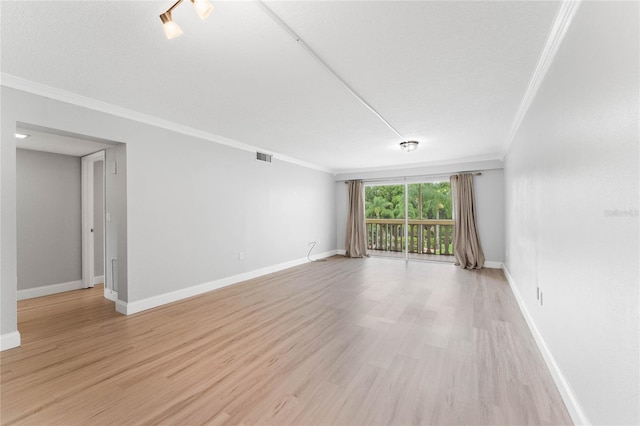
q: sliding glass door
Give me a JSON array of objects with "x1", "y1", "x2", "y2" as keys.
[{"x1": 365, "y1": 181, "x2": 454, "y2": 262}]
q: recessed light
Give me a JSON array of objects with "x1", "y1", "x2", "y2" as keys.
[{"x1": 15, "y1": 133, "x2": 30, "y2": 139}]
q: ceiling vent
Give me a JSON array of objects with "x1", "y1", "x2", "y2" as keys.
[{"x1": 256, "y1": 152, "x2": 272, "y2": 163}]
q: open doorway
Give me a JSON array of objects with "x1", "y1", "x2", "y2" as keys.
[
  {"x1": 364, "y1": 181, "x2": 455, "y2": 263},
  {"x1": 15, "y1": 124, "x2": 125, "y2": 304}
]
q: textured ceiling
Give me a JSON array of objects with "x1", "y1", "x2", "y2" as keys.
[{"x1": 1, "y1": 1, "x2": 560, "y2": 172}]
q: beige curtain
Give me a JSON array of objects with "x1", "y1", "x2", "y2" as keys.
[
  {"x1": 450, "y1": 174, "x2": 485, "y2": 269},
  {"x1": 345, "y1": 180, "x2": 368, "y2": 258}
]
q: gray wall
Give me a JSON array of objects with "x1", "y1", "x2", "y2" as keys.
[
  {"x1": 1, "y1": 85, "x2": 337, "y2": 340},
  {"x1": 93, "y1": 160, "x2": 104, "y2": 278},
  {"x1": 124, "y1": 137, "x2": 335, "y2": 302},
  {"x1": 335, "y1": 161, "x2": 505, "y2": 264},
  {"x1": 473, "y1": 169, "x2": 504, "y2": 264},
  {"x1": 1, "y1": 96, "x2": 18, "y2": 337},
  {"x1": 16, "y1": 149, "x2": 82, "y2": 290},
  {"x1": 504, "y1": 1, "x2": 639, "y2": 424},
  {"x1": 335, "y1": 181, "x2": 348, "y2": 251}
]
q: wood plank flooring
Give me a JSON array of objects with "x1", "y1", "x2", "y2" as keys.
[{"x1": 1, "y1": 256, "x2": 572, "y2": 425}]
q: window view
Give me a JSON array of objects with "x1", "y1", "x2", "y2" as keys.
[{"x1": 365, "y1": 182, "x2": 454, "y2": 261}]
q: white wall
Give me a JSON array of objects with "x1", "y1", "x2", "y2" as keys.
[
  {"x1": 16, "y1": 149, "x2": 82, "y2": 290},
  {"x1": 1, "y1": 87, "x2": 337, "y2": 343},
  {"x1": 104, "y1": 144, "x2": 127, "y2": 300},
  {"x1": 335, "y1": 160, "x2": 505, "y2": 264},
  {"x1": 504, "y1": 2, "x2": 639, "y2": 425}
]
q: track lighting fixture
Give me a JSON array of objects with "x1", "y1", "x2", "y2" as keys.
[
  {"x1": 400, "y1": 141, "x2": 419, "y2": 152},
  {"x1": 193, "y1": 0, "x2": 213, "y2": 19},
  {"x1": 159, "y1": 0, "x2": 213, "y2": 39},
  {"x1": 160, "y1": 11, "x2": 183, "y2": 39}
]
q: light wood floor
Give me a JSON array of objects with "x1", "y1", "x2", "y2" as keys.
[{"x1": 1, "y1": 256, "x2": 572, "y2": 425}]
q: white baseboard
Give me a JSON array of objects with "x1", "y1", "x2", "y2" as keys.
[
  {"x1": 115, "y1": 299, "x2": 128, "y2": 315},
  {"x1": 0, "y1": 331, "x2": 21, "y2": 351},
  {"x1": 93, "y1": 275, "x2": 105, "y2": 285},
  {"x1": 115, "y1": 250, "x2": 338, "y2": 316},
  {"x1": 104, "y1": 288, "x2": 118, "y2": 302},
  {"x1": 336, "y1": 249, "x2": 346, "y2": 256},
  {"x1": 17, "y1": 279, "x2": 83, "y2": 300},
  {"x1": 502, "y1": 265, "x2": 590, "y2": 426}
]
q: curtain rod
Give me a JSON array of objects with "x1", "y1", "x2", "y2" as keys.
[{"x1": 340, "y1": 171, "x2": 483, "y2": 184}]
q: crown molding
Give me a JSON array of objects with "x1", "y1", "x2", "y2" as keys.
[
  {"x1": 502, "y1": 0, "x2": 582, "y2": 159},
  {"x1": 0, "y1": 73, "x2": 334, "y2": 174},
  {"x1": 334, "y1": 153, "x2": 503, "y2": 177}
]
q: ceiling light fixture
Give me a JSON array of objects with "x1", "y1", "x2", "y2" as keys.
[
  {"x1": 400, "y1": 141, "x2": 419, "y2": 152},
  {"x1": 159, "y1": 0, "x2": 213, "y2": 39},
  {"x1": 15, "y1": 133, "x2": 30, "y2": 139}
]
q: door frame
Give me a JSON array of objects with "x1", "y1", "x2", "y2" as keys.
[
  {"x1": 81, "y1": 151, "x2": 105, "y2": 289},
  {"x1": 364, "y1": 179, "x2": 454, "y2": 263}
]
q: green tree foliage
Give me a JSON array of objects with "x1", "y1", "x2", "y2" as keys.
[
  {"x1": 365, "y1": 185, "x2": 403, "y2": 219},
  {"x1": 365, "y1": 182, "x2": 452, "y2": 220},
  {"x1": 415, "y1": 182, "x2": 452, "y2": 220}
]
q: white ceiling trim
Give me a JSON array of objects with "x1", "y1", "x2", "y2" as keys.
[
  {"x1": 336, "y1": 153, "x2": 503, "y2": 176},
  {"x1": 0, "y1": 73, "x2": 334, "y2": 174},
  {"x1": 502, "y1": 0, "x2": 583, "y2": 159}
]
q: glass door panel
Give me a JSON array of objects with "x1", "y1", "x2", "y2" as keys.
[
  {"x1": 406, "y1": 182, "x2": 454, "y2": 262},
  {"x1": 364, "y1": 184, "x2": 406, "y2": 258}
]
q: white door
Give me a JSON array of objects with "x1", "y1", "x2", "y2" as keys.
[{"x1": 81, "y1": 151, "x2": 105, "y2": 289}]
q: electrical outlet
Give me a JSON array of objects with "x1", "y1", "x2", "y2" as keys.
[{"x1": 238, "y1": 251, "x2": 245, "y2": 261}]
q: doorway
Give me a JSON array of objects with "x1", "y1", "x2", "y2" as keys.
[
  {"x1": 364, "y1": 181, "x2": 454, "y2": 262},
  {"x1": 15, "y1": 123, "x2": 125, "y2": 304}
]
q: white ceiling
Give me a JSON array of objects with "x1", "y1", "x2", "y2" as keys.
[{"x1": 1, "y1": 1, "x2": 560, "y2": 172}]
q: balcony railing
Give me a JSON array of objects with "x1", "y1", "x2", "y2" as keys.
[{"x1": 366, "y1": 219, "x2": 454, "y2": 256}]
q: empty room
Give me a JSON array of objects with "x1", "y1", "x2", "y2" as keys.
[{"x1": 0, "y1": 1, "x2": 638, "y2": 425}]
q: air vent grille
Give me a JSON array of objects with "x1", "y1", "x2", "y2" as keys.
[{"x1": 256, "y1": 152, "x2": 272, "y2": 163}]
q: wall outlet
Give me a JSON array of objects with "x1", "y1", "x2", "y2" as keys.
[{"x1": 238, "y1": 251, "x2": 245, "y2": 261}]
